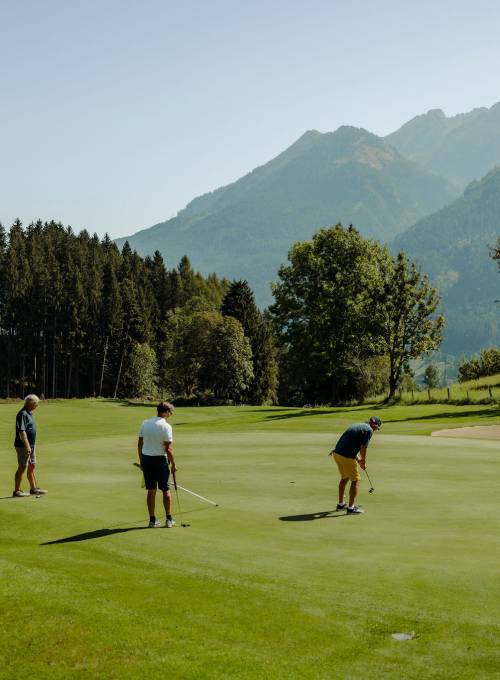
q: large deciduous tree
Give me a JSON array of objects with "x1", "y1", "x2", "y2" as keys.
[
  {"x1": 122, "y1": 342, "x2": 159, "y2": 398},
  {"x1": 271, "y1": 224, "x2": 391, "y2": 403},
  {"x1": 271, "y1": 225, "x2": 444, "y2": 403},
  {"x1": 377, "y1": 252, "x2": 444, "y2": 400},
  {"x1": 200, "y1": 316, "x2": 253, "y2": 402},
  {"x1": 162, "y1": 309, "x2": 220, "y2": 398}
]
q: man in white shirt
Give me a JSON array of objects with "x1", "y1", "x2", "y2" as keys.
[{"x1": 138, "y1": 401, "x2": 177, "y2": 528}]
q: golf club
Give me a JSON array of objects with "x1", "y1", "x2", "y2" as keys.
[
  {"x1": 29, "y1": 456, "x2": 42, "y2": 497},
  {"x1": 171, "y1": 467, "x2": 190, "y2": 527},
  {"x1": 133, "y1": 462, "x2": 219, "y2": 507},
  {"x1": 132, "y1": 462, "x2": 145, "y2": 488},
  {"x1": 363, "y1": 468, "x2": 375, "y2": 493},
  {"x1": 176, "y1": 484, "x2": 219, "y2": 507}
]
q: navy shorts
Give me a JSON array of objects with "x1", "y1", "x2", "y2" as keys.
[{"x1": 140, "y1": 454, "x2": 170, "y2": 491}]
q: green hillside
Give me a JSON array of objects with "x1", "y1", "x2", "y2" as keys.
[
  {"x1": 393, "y1": 168, "x2": 500, "y2": 354},
  {"x1": 386, "y1": 101, "x2": 500, "y2": 187},
  {"x1": 116, "y1": 127, "x2": 457, "y2": 305}
]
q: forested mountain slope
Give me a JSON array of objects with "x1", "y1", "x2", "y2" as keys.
[{"x1": 393, "y1": 168, "x2": 500, "y2": 354}]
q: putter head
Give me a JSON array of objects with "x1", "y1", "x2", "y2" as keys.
[
  {"x1": 369, "y1": 487, "x2": 374, "y2": 493},
  {"x1": 181, "y1": 523, "x2": 191, "y2": 527}
]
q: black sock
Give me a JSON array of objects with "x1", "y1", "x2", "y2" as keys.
[
  {"x1": 150, "y1": 515, "x2": 156, "y2": 522},
  {"x1": 167, "y1": 514, "x2": 172, "y2": 520}
]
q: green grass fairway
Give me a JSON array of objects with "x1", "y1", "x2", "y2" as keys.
[{"x1": 1, "y1": 401, "x2": 499, "y2": 679}]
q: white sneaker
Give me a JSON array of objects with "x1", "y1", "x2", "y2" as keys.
[
  {"x1": 347, "y1": 506, "x2": 364, "y2": 515},
  {"x1": 166, "y1": 518, "x2": 176, "y2": 528},
  {"x1": 13, "y1": 490, "x2": 29, "y2": 497},
  {"x1": 148, "y1": 519, "x2": 161, "y2": 528}
]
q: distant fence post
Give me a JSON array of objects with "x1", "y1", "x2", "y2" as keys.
[
  {"x1": 411, "y1": 389, "x2": 414, "y2": 400},
  {"x1": 447, "y1": 387, "x2": 450, "y2": 401},
  {"x1": 489, "y1": 386, "x2": 493, "y2": 399},
  {"x1": 427, "y1": 389, "x2": 431, "y2": 401}
]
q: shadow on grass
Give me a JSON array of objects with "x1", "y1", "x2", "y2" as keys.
[
  {"x1": 42, "y1": 506, "x2": 214, "y2": 544},
  {"x1": 260, "y1": 406, "x2": 385, "y2": 422},
  {"x1": 261, "y1": 405, "x2": 500, "y2": 425},
  {"x1": 389, "y1": 406, "x2": 500, "y2": 423},
  {"x1": 279, "y1": 510, "x2": 349, "y2": 521},
  {"x1": 41, "y1": 526, "x2": 149, "y2": 544},
  {"x1": 263, "y1": 410, "x2": 344, "y2": 421}
]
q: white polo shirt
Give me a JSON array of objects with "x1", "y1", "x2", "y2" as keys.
[{"x1": 139, "y1": 416, "x2": 173, "y2": 456}]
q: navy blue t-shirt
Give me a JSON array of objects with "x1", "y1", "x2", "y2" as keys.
[
  {"x1": 14, "y1": 408, "x2": 37, "y2": 448},
  {"x1": 334, "y1": 423, "x2": 372, "y2": 459}
]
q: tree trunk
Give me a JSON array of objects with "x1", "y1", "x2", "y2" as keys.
[
  {"x1": 42, "y1": 333, "x2": 47, "y2": 398},
  {"x1": 99, "y1": 337, "x2": 109, "y2": 397},
  {"x1": 52, "y1": 336, "x2": 57, "y2": 398},
  {"x1": 66, "y1": 354, "x2": 73, "y2": 399},
  {"x1": 6, "y1": 330, "x2": 12, "y2": 398},
  {"x1": 114, "y1": 343, "x2": 126, "y2": 399}
]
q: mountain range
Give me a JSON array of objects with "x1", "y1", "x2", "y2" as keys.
[
  {"x1": 116, "y1": 126, "x2": 457, "y2": 305},
  {"x1": 116, "y1": 102, "x2": 500, "y2": 356},
  {"x1": 385, "y1": 102, "x2": 500, "y2": 188}
]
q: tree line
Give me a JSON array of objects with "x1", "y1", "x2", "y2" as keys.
[
  {"x1": 1, "y1": 219, "x2": 447, "y2": 404},
  {"x1": 0, "y1": 219, "x2": 277, "y2": 403}
]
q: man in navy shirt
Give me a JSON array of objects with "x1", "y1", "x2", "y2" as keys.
[
  {"x1": 13, "y1": 394, "x2": 47, "y2": 497},
  {"x1": 329, "y1": 416, "x2": 381, "y2": 514}
]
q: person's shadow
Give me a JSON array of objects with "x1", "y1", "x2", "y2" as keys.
[
  {"x1": 279, "y1": 510, "x2": 348, "y2": 522},
  {"x1": 41, "y1": 526, "x2": 148, "y2": 544}
]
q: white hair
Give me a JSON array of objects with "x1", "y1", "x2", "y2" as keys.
[{"x1": 24, "y1": 394, "x2": 40, "y2": 406}]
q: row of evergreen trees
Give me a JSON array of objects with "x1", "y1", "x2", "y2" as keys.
[{"x1": 0, "y1": 220, "x2": 277, "y2": 403}]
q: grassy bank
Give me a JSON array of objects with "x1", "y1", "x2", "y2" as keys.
[{"x1": 374, "y1": 372, "x2": 500, "y2": 405}]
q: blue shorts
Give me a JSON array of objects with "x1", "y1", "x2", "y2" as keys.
[{"x1": 140, "y1": 454, "x2": 170, "y2": 491}]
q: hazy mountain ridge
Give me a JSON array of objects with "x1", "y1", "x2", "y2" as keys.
[
  {"x1": 116, "y1": 126, "x2": 458, "y2": 304},
  {"x1": 385, "y1": 102, "x2": 500, "y2": 187}
]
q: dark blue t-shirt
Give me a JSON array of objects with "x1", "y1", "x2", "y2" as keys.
[
  {"x1": 14, "y1": 408, "x2": 37, "y2": 448},
  {"x1": 334, "y1": 423, "x2": 372, "y2": 459}
]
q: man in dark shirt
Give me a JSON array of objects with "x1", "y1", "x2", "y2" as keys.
[
  {"x1": 13, "y1": 394, "x2": 47, "y2": 497},
  {"x1": 329, "y1": 416, "x2": 381, "y2": 514}
]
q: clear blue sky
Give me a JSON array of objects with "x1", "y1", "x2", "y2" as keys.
[{"x1": 1, "y1": 0, "x2": 500, "y2": 238}]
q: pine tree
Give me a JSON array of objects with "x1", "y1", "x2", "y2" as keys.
[
  {"x1": 0, "y1": 223, "x2": 7, "y2": 393},
  {"x1": 4, "y1": 221, "x2": 32, "y2": 397}
]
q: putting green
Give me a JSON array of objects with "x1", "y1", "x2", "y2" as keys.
[{"x1": 0, "y1": 401, "x2": 499, "y2": 679}]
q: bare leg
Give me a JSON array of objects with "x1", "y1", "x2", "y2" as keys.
[
  {"x1": 27, "y1": 464, "x2": 37, "y2": 490},
  {"x1": 349, "y1": 480, "x2": 359, "y2": 507},
  {"x1": 14, "y1": 464, "x2": 27, "y2": 492},
  {"x1": 162, "y1": 489, "x2": 172, "y2": 516},
  {"x1": 147, "y1": 489, "x2": 157, "y2": 516},
  {"x1": 338, "y1": 478, "x2": 348, "y2": 504}
]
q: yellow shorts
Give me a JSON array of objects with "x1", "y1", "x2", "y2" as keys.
[{"x1": 332, "y1": 453, "x2": 360, "y2": 482}]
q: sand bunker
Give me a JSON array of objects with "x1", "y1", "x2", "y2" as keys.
[{"x1": 431, "y1": 425, "x2": 500, "y2": 440}]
